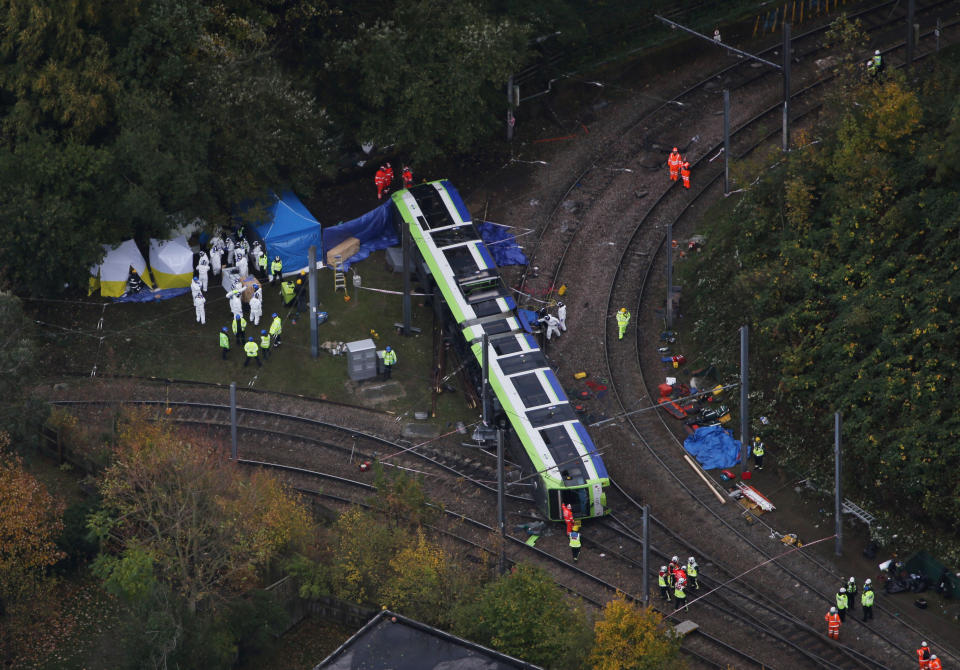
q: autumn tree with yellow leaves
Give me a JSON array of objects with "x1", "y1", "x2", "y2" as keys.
[{"x1": 589, "y1": 594, "x2": 683, "y2": 670}]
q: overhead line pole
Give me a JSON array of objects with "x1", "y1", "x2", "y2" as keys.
[{"x1": 655, "y1": 15, "x2": 791, "y2": 153}]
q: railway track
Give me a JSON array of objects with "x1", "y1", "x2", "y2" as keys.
[
  {"x1": 518, "y1": 0, "x2": 957, "y2": 305},
  {"x1": 587, "y1": 10, "x2": 960, "y2": 670}
]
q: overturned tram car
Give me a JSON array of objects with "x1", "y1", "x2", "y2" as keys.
[{"x1": 391, "y1": 180, "x2": 609, "y2": 521}]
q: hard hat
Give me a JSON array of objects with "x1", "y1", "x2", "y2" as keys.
[
  {"x1": 922, "y1": 642, "x2": 928, "y2": 646},
  {"x1": 385, "y1": 346, "x2": 391, "y2": 352},
  {"x1": 248, "y1": 337, "x2": 254, "y2": 341},
  {"x1": 840, "y1": 587, "x2": 846, "y2": 593},
  {"x1": 272, "y1": 313, "x2": 278, "y2": 318},
  {"x1": 557, "y1": 301, "x2": 564, "y2": 307},
  {"x1": 620, "y1": 307, "x2": 627, "y2": 313},
  {"x1": 261, "y1": 330, "x2": 267, "y2": 335},
  {"x1": 275, "y1": 255, "x2": 280, "y2": 261},
  {"x1": 875, "y1": 49, "x2": 880, "y2": 55},
  {"x1": 671, "y1": 555, "x2": 679, "y2": 563},
  {"x1": 296, "y1": 279, "x2": 302, "y2": 285},
  {"x1": 754, "y1": 436, "x2": 761, "y2": 442},
  {"x1": 221, "y1": 327, "x2": 227, "y2": 332},
  {"x1": 865, "y1": 578, "x2": 872, "y2": 585},
  {"x1": 661, "y1": 565, "x2": 667, "y2": 571},
  {"x1": 672, "y1": 147, "x2": 678, "y2": 152},
  {"x1": 848, "y1": 577, "x2": 855, "y2": 581},
  {"x1": 830, "y1": 606, "x2": 837, "y2": 613},
  {"x1": 931, "y1": 656, "x2": 938, "y2": 660},
  {"x1": 253, "y1": 284, "x2": 259, "y2": 290},
  {"x1": 688, "y1": 557, "x2": 695, "y2": 563},
  {"x1": 386, "y1": 162, "x2": 391, "y2": 167}
]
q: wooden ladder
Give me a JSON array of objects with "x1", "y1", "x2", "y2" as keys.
[{"x1": 333, "y1": 255, "x2": 347, "y2": 293}]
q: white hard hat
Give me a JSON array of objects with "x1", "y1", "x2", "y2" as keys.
[
  {"x1": 830, "y1": 606, "x2": 837, "y2": 613},
  {"x1": 840, "y1": 587, "x2": 846, "y2": 593},
  {"x1": 922, "y1": 642, "x2": 928, "y2": 646},
  {"x1": 688, "y1": 557, "x2": 695, "y2": 563},
  {"x1": 661, "y1": 565, "x2": 667, "y2": 571},
  {"x1": 875, "y1": 49, "x2": 880, "y2": 55},
  {"x1": 671, "y1": 556, "x2": 679, "y2": 563},
  {"x1": 931, "y1": 656, "x2": 938, "y2": 660},
  {"x1": 865, "y1": 578, "x2": 872, "y2": 585},
  {"x1": 849, "y1": 577, "x2": 855, "y2": 581}
]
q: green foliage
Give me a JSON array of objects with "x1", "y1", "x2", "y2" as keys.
[
  {"x1": 451, "y1": 563, "x2": 591, "y2": 669},
  {"x1": 681, "y1": 55, "x2": 960, "y2": 544},
  {"x1": 0, "y1": 293, "x2": 47, "y2": 443},
  {"x1": 370, "y1": 462, "x2": 438, "y2": 528},
  {"x1": 327, "y1": 0, "x2": 529, "y2": 161},
  {"x1": 285, "y1": 553, "x2": 333, "y2": 599},
  {"x1": 91, "y1": 544, "x2": 157, "y2": 605}
]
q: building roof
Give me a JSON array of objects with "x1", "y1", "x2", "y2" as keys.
[{"x1": 315, "y1": 610, "x2": 542, "y2": 670}]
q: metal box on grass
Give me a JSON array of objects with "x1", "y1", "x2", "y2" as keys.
[{"x1": 346, "y1": 338, "x2": 378, "y2": 381}]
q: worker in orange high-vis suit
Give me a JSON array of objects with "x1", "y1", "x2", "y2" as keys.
[
  {"x1": 402, "y1": 165, "x2": 413, "y2": 188},
  {"x1": 928, "y1": 654, "x2": 942, "y2": 670},
  {"x1": 668, "y1": 147, "x2": 682, "y2": 181},
  {"x1": 680, "y1": 161, "x2": 691, "y2": 189},
  {"x1": 375, "y1": 165, "x2": 388, "y2": 200},
  {"x1": 561, "y1": 503, "x2": 574, "y2": 534},
  {"x1": 383, "y1": 162, "x2": 394, "y2": 191},
  {"x1": 917, "y1": 642, "x2": 931, "y2": 670},
  {"x1": 825, "y1": 607, "x2": 841, "y2": 640}
]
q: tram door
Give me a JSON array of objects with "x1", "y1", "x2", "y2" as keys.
[{"x1": 556, "y1": 488, "x2": 589, "y2": 520}]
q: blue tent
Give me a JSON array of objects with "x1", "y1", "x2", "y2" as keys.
[
  {"x1": 252, "y1": 191, "x2": 323, "y2": 274},
  {"x1": 322, "y1": 199, "x2": 397, "y2": 271}
]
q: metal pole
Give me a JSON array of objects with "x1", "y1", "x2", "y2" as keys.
[
  {"x1": 723, "y1": 89, "x2": 730, "y2": 195},
  {"x1": 230, "y1": 382, "x2": 238, "y2": 460},
  {"x1": 308, "y1": 245, "x2": 318, "y2": 359},
  {"x1": 401, "y1": 218, "x2": 412, "y2": 336},
  {"x1": 666, "y1": 221, "x2": 674, "y2": 330},
  {"x1": 497, "y1": 428, "x2": 507, "y2": 575},
  {"x1": 642, "y1": 505, "x2": 650, "y2": 607},
  {"x1": 835, "y1": 412, "x2": 843, "y2": 557},
  {"x1": 739, "y1": 326, "x2": 750, "y2": 476},
  {"x1": 482, "y1": 333, "x2": 491, "y2": 428},
  {"x1": 506, "y1": 74, "x2": 515, "y2": 142},
  {"x1": 782, "y1": 23, "x2": 791, "y2": 152},
  {"x1": 906, "y1": 0, "x2": 915, "y2": 68}
]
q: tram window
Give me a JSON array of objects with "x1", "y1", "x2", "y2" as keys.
[
  {"x1": 443, "y1": 247, "x2": 479, "y2": 276},
  {"x1": 432, "y1": 226, "x2": 479, "y2": 247},
  {"x1": 512, "y1": 373, "x2": 549, "y2": 406},
  {"x1": 500, "y1": 351, "x2": 548, "y2": 376},
  {"x1": 491, "y1": 335, "x2": 522, "y2": 356}
]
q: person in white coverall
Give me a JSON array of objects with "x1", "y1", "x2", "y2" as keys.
[
  {"x1": 191, "y1": 276, "x2": 202, "y2": 300},
  {"x1": 197, "y1": 252, "x2": 210, "y2": 292},
  {"x1": 229, "y1": 291, "x2": 242, "y2": 319},
  {"x1": 541, "y1": 314, "x2": 562, "y2": 340},
  {"x1": 249, "y1": 293, "x2": 262, "y2": 326},
  {"x1": 236, "y1": 251, "x2": 249, "y2": 278},
  {"x1": 194, "y1": 292, "x2": 206, "y2": 324},
  {"x1": 210, "y1": 243, "x2": 222, "y2": 276},
  {"x1": 557, "y1": 301, "x2": 567, "y2": 332}
]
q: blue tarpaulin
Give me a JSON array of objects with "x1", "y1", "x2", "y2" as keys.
[
  {"x1": 250, "y1": 191, "x2": 323, "y2": 274},
  {"x1": 322, "y1": 200, "x2": 398, "y2": 271},
  {"x1": 476, "y1": 222, "x2": 528, "y2": 266},
  {"x1": 517, "y1": 308, "x2": 538, "y2": 333},
  {"x1": 115, "y1": 288, "x2": 191, "y2": 303},
  {"x1": 683, "y1": 424, "x2": 742, "y2": 470}
]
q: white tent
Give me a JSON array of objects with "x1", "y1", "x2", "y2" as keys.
[
  {"x1": 89, "y1": 239, "x2": 152, "y2": 298},
  {"x1": 149, "y1": 235, "x2": 194, "y2": 289}
]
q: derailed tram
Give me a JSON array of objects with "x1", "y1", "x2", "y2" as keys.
[{"x1": 391, "y1": 180, "x2": 609, "y2": 522}]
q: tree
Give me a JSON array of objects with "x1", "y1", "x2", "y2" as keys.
[
  {"x1": 452, "y1": 563, "x2": 591, "y2": 669},
  {"x1": 327, "y1": 507, "x2": 406, "y2": 605},
  {"x1": 589, "y1": 594, "x2": 683, "y2": 670},
  {"x1": 327, "y1": 0, "x2": 529, "y2": 161},
  {"x1": 0, "y1": 433, "x2": 65, "y2": 609},
  {"x1": 380, "y1": 528, "x2": 455, "y2": 626},
  {"x1": 0, "y1": 293, "x2": 46, "y2": 442},
  {"x1": 93, "y1": 410, "x2": 313, "y2": 614}
]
